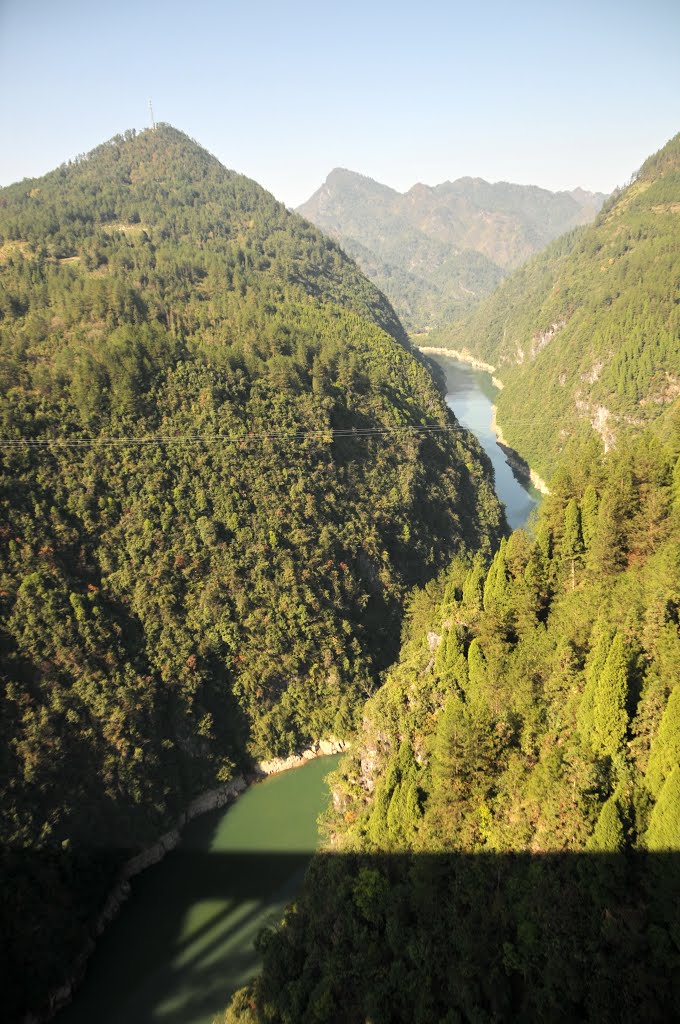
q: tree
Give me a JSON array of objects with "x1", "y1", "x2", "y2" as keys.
[
  {"x1": 562, "y1": 497, "x2": 584, "y2": 590},
  {"x1": 645, "y1": 767, "x2": 680, "y2": 851},
  {"x1": 580, "y1": 485, "x2": 599, "y2": 551},
  {"x1": 587, "y1": 796, "x2": 625, "y2": 852},
  {"x1": 646, "y1": 686, "x2": 680, "y2": 797},
  {"x1": 586, "y1": 494, "x2": 625, "y2": 577},
  {"x1": 592, "y1": 632, "x2": 631, "y2": 762}
]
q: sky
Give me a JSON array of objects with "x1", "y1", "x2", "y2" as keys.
[{"x1": 1, "y1": 0, "x2": 679, "y2": 208}]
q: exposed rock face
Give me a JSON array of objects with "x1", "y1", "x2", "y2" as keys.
[
  {"x1": 573, "y1": 397, "x2": 617, "y2": 452},
  {"x1": 256, "y1": 737, "x2": 349, "y2": 777},
  {"x1": 427, "y1": 631, "x2": 442, "y2": 651},
  {"x1": 418, "y1": 345, "x2": 497, "y2": 375},
  {"x1": 530, "y1": 320, "x2": 565, "y2": 359}
]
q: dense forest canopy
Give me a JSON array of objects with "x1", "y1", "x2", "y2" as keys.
[
  {"x1": 297, "y1": 169, "x2": 605, "y2": 333},
  {"x1": 433, "y1": 133, "x2": 680, "y2": 482},
  {"x1": 222, "y1": 132, "x2": 680, "y2": 1024},
  {"x1": 0, "y1": 125, "x2": 505, "y2": 1020},
  {"x1": 225, "y1": 409, "x2": 680, "y2": 1023}
]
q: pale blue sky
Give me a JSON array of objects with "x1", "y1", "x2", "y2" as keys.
[{"x1": 1, "y1": 0, "x2": 678, "y2": 206}]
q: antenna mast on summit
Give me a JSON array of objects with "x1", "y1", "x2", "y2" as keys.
[{"x1": 149, "y1": 99, "x2": 156, "y2": 130}]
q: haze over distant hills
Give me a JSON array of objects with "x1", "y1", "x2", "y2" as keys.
[{"x1": 297, "y1": 169, "x2": 606, "y2": 333}]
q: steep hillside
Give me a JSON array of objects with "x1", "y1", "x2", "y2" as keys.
[
  {"x1": 297, "y1": 169, "x2": 604, "y2": 332},
  {"x1": 0, "y1": 126, "x2": 504, "y2": 1019},
  {"x1": 225, "y1": 410, "x2": 680, "y2": 1023},
  {"x1": 436, "y1": 133, "x2": 680, "y2": 482}
]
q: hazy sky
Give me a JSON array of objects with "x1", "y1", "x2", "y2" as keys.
[{"x1": 1, "y1": 0, "x2": 678, "y2": 207}]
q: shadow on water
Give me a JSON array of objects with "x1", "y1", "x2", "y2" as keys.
[
  {"x1": 4, "y1": 845, "x2": 311, "y2": 1024},
  {"x1": 7, "y1": 848, "x2": 680, "y2": 1022},
  {"x1": 4, "y1": 756, "x2": 340, "y2": 1024}
]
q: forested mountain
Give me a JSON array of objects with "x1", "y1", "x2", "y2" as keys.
[
  {"x1": 225, "y1": 409, "x2": 680, "y2": 1023},
  {"x1": 435, "y1": 133, "x2": 680, "y2": 482},
  {"x1": 0, "y1": 125, "x2": 505, "y2": 1020},
  {"x1": 297, "y1": 169, "x2": 605, "y2": 333}
]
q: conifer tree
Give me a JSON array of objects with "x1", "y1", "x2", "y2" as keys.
[
  {"x1": 461, "y1": 553, "x2": 485, "y2": 612},
  {"x1": 580, "y1": 485, "x2": 599, "y2": 551},
  {"x1": 386, "y1": 781, "x2": 405, "y2": 844},
  {"x1": 577, "y1": 626, "x2": 613, "y2": 745},
  {"x1": 563, "y1": 496, "x2": 584, "y2": 590},
  {"x1": 646, "y1": 686, "x2": 680, "y2": 797},
  {"x1": 592, "y1": 631, "x2": 630, "y2": 761},
  {"x1": 401, "y1": 779, "x2": 423, "y2": 836},
  {"x1": 483, "y1": 537, "x2": 509, "y2": 612},
  {"x1": 466, "y1": 637, "x2": 487, "y2": 706},
  {"x1": 587, "y1": 796, "x2": 625, "y2": 852},
  {"x1": 433, "y1": 626, "x2": 452, "y2": 681},
  {"x1": 645, "y1": 767, "x2": 680, "y2": 850},
  {"x1": 367, "y1": 784, "x2": 391, "y2": 848},
  {"x1": 434, "y1": 626, "x2": 467, "y2": 693},
  {"x1": 672, "y1": 454, "x2": 680, "y2": 515},
  {"x1": 586, "y1": 495, "x2": 625, "y2": 577}
]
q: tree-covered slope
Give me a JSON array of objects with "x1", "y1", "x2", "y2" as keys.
[
  {"x1": 225, "y1": 410, "x2": 680, "y2": 1023},
  {"x1": 297, "y1": 169, "x2": 604, "y2": 333},
  {"x1": 0, "y1": 126, "x2": 505, "y2": 1020},
  {"x1": 435, "y1": 133, "x2": 680, "y2": 482}
]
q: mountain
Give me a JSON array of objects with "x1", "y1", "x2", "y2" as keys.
[
  {"x1": 0, "y1": 125, "x2": 505, "y2": 1019},
  {"x1": 297, "y1": 169, "x2": 606, "y2": 333},
  {"x1": 434, "y1": 132, "x2": 680, "y2": 482},
  {"x1": 222, "y1": 135, "x2": 680, "y2": 1024},
  {"x1": 224, "y1": 410, "x2": 680, "y2": 1023}
]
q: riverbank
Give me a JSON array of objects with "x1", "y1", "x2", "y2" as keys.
[
  {"x1": 489, "y1": 406, "x2": 550, "y2": 496},
  {"x1": 417, "y1": 345, "x2": 505, "y2": 390},
  {"x1": 420, "y1": 346, "x2": 550, "y2": 497},
  {"x1": 25, "y1": 738, "x2": 349, "y2": 1024}
]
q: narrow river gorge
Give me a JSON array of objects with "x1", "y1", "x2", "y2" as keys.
[
  {"x1": 429, "y1": 353, "x2": 541, "y2": 530},
  {"x1": 56, "y1": 358, "x2": 540, "y2": 1024}
]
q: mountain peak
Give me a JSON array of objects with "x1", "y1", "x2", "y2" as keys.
[
  {"x1": 296, "y1": 168, "x2": 607, "y2": 332},
  {"x1": 320, "y1": 167, "x2": 400, "y2": 197}
]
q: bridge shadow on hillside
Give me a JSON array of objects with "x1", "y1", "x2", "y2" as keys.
[{"x1": 5, "y1": 847, "x2": 680, "y2": 1023}]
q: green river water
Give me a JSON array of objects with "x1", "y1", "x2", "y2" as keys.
[
  {"x1": 57, "y1": 359, "x2": 538, "y2": 1024},
  {"x1": 59, "y1": 755, "x2": 340, "y2": 1024}
]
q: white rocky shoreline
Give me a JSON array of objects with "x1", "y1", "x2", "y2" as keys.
[
  {"x1": 418, "y1": 344, "x2": 550, "y2": 496},
  {"x1": 416, "y1": 345, "x2": 505, "y2": 390},
  {"x1": 24, "y1": 737, "x2": 349, "y2": 1024}
]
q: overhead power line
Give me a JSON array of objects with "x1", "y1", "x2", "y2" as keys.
[{"x1": 0, "y1": 423, "x2": 454, "y2": 449}]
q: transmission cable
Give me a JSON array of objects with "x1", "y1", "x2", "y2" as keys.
[{"x1": 0, "y1": 422, "x2": 455, "y2": 449}]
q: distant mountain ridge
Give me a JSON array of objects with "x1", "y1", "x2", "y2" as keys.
[{"x1": 297, "y1": 169, "x2": 606, "y2": 332}]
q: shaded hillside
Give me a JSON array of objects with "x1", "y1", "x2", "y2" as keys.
[
  {"x1": 225, "y1": 410, "x2": 680, "y2": 1023},
  {"x1": 297, "y1": 169, "x2": 604, "y2": 332},
  {"x1": 0, "y1": 125, "x2": 504, "y2": 1020},
  {"x1": 436, "y1": 133, "x2": 680, "y2": 482}
]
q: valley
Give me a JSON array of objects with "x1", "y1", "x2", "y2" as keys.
[
  {"x1": 0, "y1": 123, "x2": 678, "y2": 1024},
  {"x1": 427, "y1": 354, "x2": 540, "y2": 529},
  {"x1": 297, "y1": 170, "x2": 606, "y2": 334},
  {"x1": 48, "y1": 355, "x2": 539, "y2": 1024}
]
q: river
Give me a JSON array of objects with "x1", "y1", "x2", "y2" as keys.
[
  {"x1": 57, "y1": 356, "x2": 535, "y2": 1024},
  {"x1": 58, "y1": 754, "x2": 340, "y2": 1024},
  {"x1": 429, "y1": 354, "x2": 540, "y2": 530}
]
